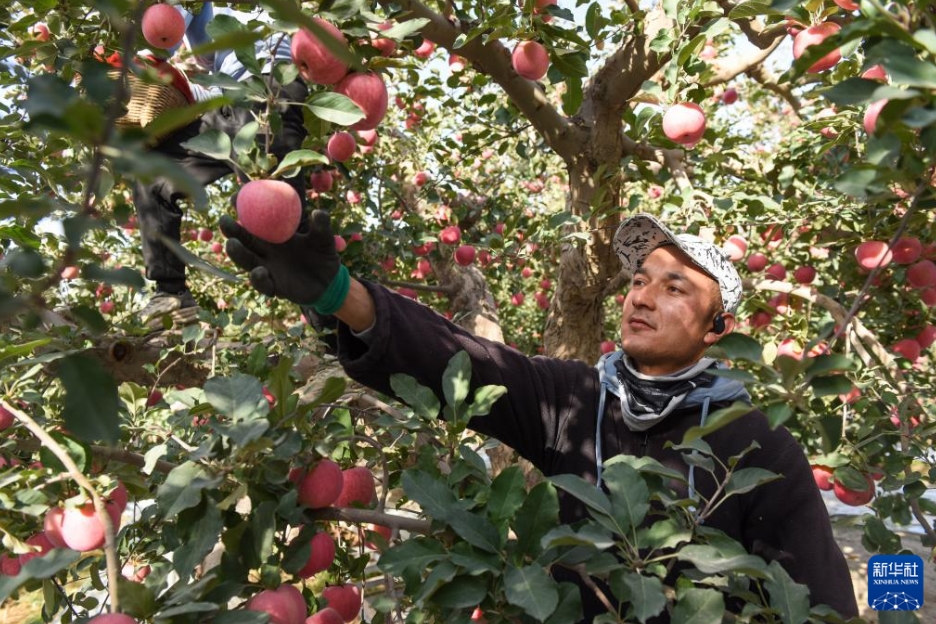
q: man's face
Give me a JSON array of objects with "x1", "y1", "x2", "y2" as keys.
[{"x1": 619, "y1": 245, "x2": 724, "y2": 376}]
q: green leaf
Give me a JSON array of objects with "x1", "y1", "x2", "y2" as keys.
[
  {"x1": 549, "y1": 474, "x2": 613, "y2": 520},
  {"x1": 145, "y1": 96, "x2": 234, "y2": 140},
  {"x1": 376, "y1": 19, "x2": 430, "y2": 41},
  {"x1": 271, "y1": 149, "x2": 329, "y2": 178},
  {"x1": 59, "y1": 354, "x2": 120, "y2": 445},
  {"x1": 821, "y1": 77, "x2": 880, "y2": 107},
  {"x1": 116, "y1": 576, "x2": 158, "y2": 620},
  {"x1": 156, "y1": 461, "x2": 224, "y2": 518},
  {"x1": 544, "y1": 582, "x2": 584, "y2": 624},
  {"x1": 541, "y1": 524, "x2": 616, "y2": 551},
  {"x1": 810, "y1": 375, "x2": 853, "y2": 398},
  {"x1": 514, "y1": 481, "x2": 559, "y2": 556},
  {"x1": 82, "y1": 265, "x2": 145, "y2": 289},
  {"x1": 442, "y1": 351, "x2": 472, "y2": 411},
  {"x1": 604, "y1": 462, "x2": 650, "y2": 533},
  {"x1": 38, "y1": 432, "x2": 88, "y2": 474},
  {"x1": 550, "y1": 51, "x2": 588, "y2": 79},
  {"x1": 619, "y1": 572, "x2": 666, "y2": 623},
  {"x1": 389, "y1": 374, "x2": 440, "y2": 420},
  {"x1": 885, "y1": 53, "x2": 936, "y2": 89},
  {"x1": 172, "y1": 503, "x2": 224, "y2": 578},
  {"x1": 181, "y1": 128, "x2": 233, "y2": 161},
  {"x1": 764, "y1": 560, "x2": 810, "y2": 624},
  {"x1": 306, "y1": 92, "x2": 367, "y2": 126},
  {"x1": 728, "y1": 0, "x2": 773, "y2": 18},
  {"x1": 467, "y1": 384, "x2": 507, "y2": 418},
  {"x1": 677, "y1": 544, "x2": 768, "y2": 576},
  {"x1": 488, "y1": 465, "x2": 527, "y2": 522},
  {"x1": 204, "y1": 375, "x2": 269, "y2": 422},
  {"x1": 504, "y1": 564, "x2": 559, "y2": 621},
  {"x1": 0, "y1": 549, "x2": 81, "y2": 603},
  {"x1": 401, "y1": 469, "x2": 460, "y2": 522},
  {"x1": 0, "y1": 339, "x2": 52, "y2": 365},
  {"x1": 413, "y1": 561, "x2": 457, "y2": 604},
  {"x1": 725, "y1": 467, "x2": 781, "y2": 496},
  {"x1": 712, "y1": 333, "x2": 763, "y2": 363},
  {"x1": 805, "y1": 354, "x2": 856, "y2": 376},
  {"x1": 682, "y1": 402, "x2": 753, "y2": 443},
  {"x1": 302, "y1": 376, "x2": 347, "y2": 411},
  {"x1": 431, "y1": 575, "x2": 488, "y2": 608},
  {"x1": 233, "y1": 121, "x2": 260, "y2": 156},
  {"x1": 448, "y1": 510, "x2": 502, "y2": 553},
  {"x1": 671, "y1": 587, "x2": 725, "y2": 624},
  {"x1": 378, "y1": 537, "x2": 448, "y2": 576},
  {"x1": 249, "y1": 501, "x2": 277, "y2": 565}
]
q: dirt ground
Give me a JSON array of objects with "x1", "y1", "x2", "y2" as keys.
[{"x1": 834, "y1": 516, "x2": 934, "y2": 621}]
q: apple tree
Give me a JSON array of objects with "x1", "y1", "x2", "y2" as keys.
[{"x1": 0, "y1": 0, "x2": 934, "y2": 621}]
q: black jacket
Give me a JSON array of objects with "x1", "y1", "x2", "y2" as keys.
[{"x1": 336, "y1": 281, "x2": 858, "y2": 621}]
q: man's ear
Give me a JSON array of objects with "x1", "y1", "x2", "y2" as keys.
[{"x1": 705, "y1": 312, "x2": 737, "y2": 345}]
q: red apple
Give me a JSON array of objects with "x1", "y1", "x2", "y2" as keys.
[
  {"x1": 792, "y1": 23, "x2": 842, "y2": 73},
  {"x1": 510, "y1": 292, "x2": 525, "y2": 306},
  {"x1": 861, "y1": 65, "x2": 888, "y2": 82},
  {"x1": 449, "y1": 54, "x2": 466, "y2": 72},
  {"x1": 141, "y1": 5, "x2": 184, "y2": 50},
  {"x1": 892, "y1": 338, "x2": 922, "y2": 363},
  {"x1": 297, "y1": 531, "x2": 336, "y2": 578},
  {"x1": 600, "y1": 340, "x2": 616, "y2": 354},
  {"x1": 916, "y1": 324, "x2": 936, "y2": 349},
  {"x1": 333, "y1": 235, "x2": 347, "y2": 253},
  {"x1": 307, "y1": 608, "x2": 345, "y2": 624},
  {"x1": 746, "y1": 252, "x2": 768, "y2": 272},
  {"x1": 321, "y1": 584, "x2": 363, "y2": 622},
  {"x1": 397, "y1": 287, "x2": 418, "y2": 299},
  {"x1": 61, "y1": 266, "x2": 79, "y2": 280},
  {"x1": 88, "y1": 615, "x2": 139, "y2": 624},
  {"x1": 371, "y1": 22, "x2": 397, "y2": 57},
  {"x1": 356, "y1": 129, "x2": 378, "y2": 154},
  {"x1": 32, "y1": 23, "x2": 50, "y2": 41},
  {"x1": 777, "y1": 338, "x2": 803, "y2": 360},
  {"x1": 99, "y1": 300, "x2": 115, "y2": 315},
  {"x1": 863, "y1": 99, "x2": 888, "y2": 135},
  {"x1": 335, "y1": 72, "x2": 389, "y2": 131},
  {"x1": 662, "y1": 102, "x2": 706, "y2": 147},
  {"x1": 0, "y1": 405, "x2": 15, "y2": 431},
  {"x1": 812, "y1": 465, "x2": 834, "y2": 491},
  {"x1": 833, "y1": 0, "x2": 859, "y2": 10},
  {"x1": 327, "y1": 132, "x2": 357, "y2": 163},
  {"x1": 310, "y1": 170, "x2": 334, "y2": 193},
  {"x1": 236, "y1": 180, "x2": 302, "y2": 244},
  {"x1": 854, "y1": 240, "x2": 892, "y2": 271},
  {"x1": 19, "y1": 533, "x2": 54, "y2": 566},
  {"x1": 198, "y1": 228, "x2": 213, "y2": 242},
  {"x1": 512, "y1": 41, "x2": 549, "y2": 81},
  {"x1": 833, "y1": 474, "x2": 874, "y2": 506},
  {"x1": 290, "y1": 19, "x2": 350, "y2": 85},
  {"x1": 540, "y1": 279, "x2": 552, "y2": 290},
  {"x1": 60, "y1": 502, "x2": 120, "y2": 552},
  {"x1": 413, "y1": 242, "x2": 435, "y2": 256},
  {"x1": 907, "y1": 260, "x2": 936, "y2": 288},
  {"x1": 440, "y1": 225, "x2": 461, "y2": 245},
  {"x1": 413, "y1": 171, "x2": 430, "y2": 187},
  {"x1": 297, "y1": 459, "x2": 344, "y2": 509},
  {"x1": 722, "y1": 235, "x2": 747, "y2": 262},
  {"x1": 335, "y1": 466, "x2": 376, "y2": 508},
  {"x1": 366, "y1": 523, "x2": 392, "y2": 550},
  {"x1": 413, "y1": 39, "x2": 435, "y2": 59},
  {"x1": 765, "y1": 263, "x2": 786, "y2": 281},
  {"x1": 247, "y1": 585, "x2": 307, "y2": 624},
  {"x1": 454, "y1": 245, "x2": 476, "y2": 266},
  {"x1": 0, "y1": 553, "x2": 21, "y2": 576},
  {"x1": 43, "y1": 507, "x2": 68, "y2": 548},
  {"x1": 892, "y1": 237, "x2": 922, "y2": 264},
  {"x1": 720, "y1": 87, "x2": 738, "y2": 105},
  {"x1": 793, "y1": 266, "x2": 816, "y2": 284}
]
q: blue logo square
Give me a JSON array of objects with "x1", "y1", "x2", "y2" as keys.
[{"x1": 868, "y1": 554, "x2": 924, "y2": 611}]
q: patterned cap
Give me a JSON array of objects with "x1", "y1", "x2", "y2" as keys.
[{"x1": 613, "y1": 213, "x2": 743, "y2": 314}]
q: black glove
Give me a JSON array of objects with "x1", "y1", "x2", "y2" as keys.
[{"x1": 220, "y1": 209, "x2": 343, "y2": 308}]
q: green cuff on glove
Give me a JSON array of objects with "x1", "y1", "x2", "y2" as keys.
[{"x1": 313, "y1": 265, "x2": 351, "y2": 316}]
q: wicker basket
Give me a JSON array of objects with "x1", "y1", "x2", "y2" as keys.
[{"x1": 111, "y1": 70, "x2": 190, "y2": 130}]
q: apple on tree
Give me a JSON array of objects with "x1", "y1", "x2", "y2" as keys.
[
  {"x1": 297, "y1": 458, "x2": 344, "y2": 509},
  {"x1": 454, "y1": 245, "x2": 476, "y2": 266},
  {"x1": 327, "y1": 132, "x2": 357, "y2": 163},
  {"x1": 792, "y1": 23, "x2": 842, "y2": 73},
  {"x1": 833, "y1": 474, "x2": 875, "y2": 506},
  {"x1": 811, "y1": 465, "x2": 834, "y2": 491},
  {"x1": 854, "y1": 240, "x2": 893, "y2": 271},
  {"x1": 0, "y1": 405, "x2": 15, "y2": 431},
  {"x1": 88, "y1": 614, "x2": 139, "y2": 624},
  {"x1": 306, "y1": 607, "x2": 345, "y2": 624},
  {"x1": 247, "y1": 584, "x2": 307, "y2": 624},
  {"x1": 511, "y1": 41, "x2": 549, "y2": 81},
  {"x1": 290, "y1": 18, "x2": 350, "y2": 85},
  {"x1": 236, "y1": 180, "x2": 302, "y2": 244},
  {"x1": 335, "y1": 72, "x2": 389, "y2": 131},
  {"x1": 662, "y1": 103, "x2": 706, "y2": 147},
  {"x1": 321, "y1": 584, "x2": 363, "y2": 622},
  {"x1": 141, "y1": 4, "x2": 185, "y2": 50},
  {"x1": 335, "y1": 466, "x2": 377, "y2": 508},
  {"x1": 296, "y1": 531, "x2": 336, "y2": 578}
]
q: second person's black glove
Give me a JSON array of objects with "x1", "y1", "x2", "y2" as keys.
[{"x1": 220, "y1": 209, "x2": 349, "y2": 314}]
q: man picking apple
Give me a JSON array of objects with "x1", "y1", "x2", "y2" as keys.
[
  {"x1": 133, "y1": 2, "x2": 309, "y2": 329},
  {"x1": 221, "y1": 211, "x2": 858, "y2": 622}
]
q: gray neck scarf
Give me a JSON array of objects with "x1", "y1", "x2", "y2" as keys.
[{"x1": 613, "y1": 355, "x2": 719, "y2": 432}]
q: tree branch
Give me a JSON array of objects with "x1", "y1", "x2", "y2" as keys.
[
  {"x1": 746, "y1": 63, "x2": 802, "y2": 115},
  {"x1": 381, "y1": 0, "x2": 581, "y2": 159},
  {"x1": 713, "y1": 0, "x2": 782, "y2": 49},
  {"x1": 705, "y1": 38, "x2": 783, "y2": 86}
]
